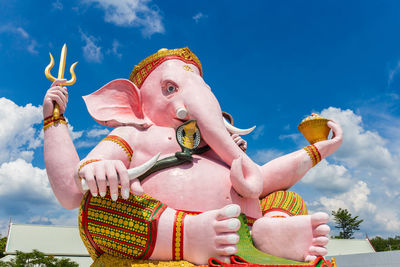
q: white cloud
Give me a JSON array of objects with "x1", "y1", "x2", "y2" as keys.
[
  {"x1": 26, "y1": 39, "x2": 39, "y2": 54},
  {"x1": 0, "y1": 159, "x2": 55, "y2": 203},
  {"x1": 321, "y1": 107, "x2": 400, "y2": 182},
  {"x1": 15, "y1": 27, "x2": 29, "y2": 39},
  {"x1": 86, "y1": 128, "x2": 110, "y2": 138},
  {"x1": 84, "y1": 0, "x2": 164, "y2": 37},
  {"x1": 318, "y1": 180, "x2": 400, "y2": 234},
  {"x1": 0, "y1": 25, "x2": 38, "y2": 54},
  {"x1": 0, "y1": 159, "x2": 69, "y2": 236},
  {"x1": 320, "y1": 181, "x2": 376, "y2": 214},
  {"x1": 302, "y1": 160, "x2": 353, "y2": 193},
  {"x1": 29, "y1": 209, "x2": 78, "y2": 227},
  {"x1": 0, "y1": 98, "x2": 42, "y2": 164},
  {"x1": 251, "y1": 149, "x2": 284, "y2": 165},
  {"x1": 73, "y1": 127, "x2": 110, "y2": 148},
  {"x1": 67, "y1": 123, "x2": 84, "y2": 140},
  {"x1": 0, "y1": 98, "x2": 86, "y2": 159},
  {"x1": 0, "y1": 25, "x2": 29, "y2": 39},
  {"x1": 107, "y1": 39, "x2": 122, "y2": 58},
  {"x1": 251, "y1": 124, "x2": 265, "y2": 140},
  {"x1": 388, "y1": 60, "x2": 400, "y2": 85},
  {"x1": 373, "y1": 210, "x2": 400, "y2": 232},
  {"x1": 52, "y1": 0, "x2": 63, "y2": 10},
  {"x1": 79, "y1": 29, "x2": 103, "y2": 63},
  {"x1": 193, "y1": 12, "x2": 207, "y2": 23},
  {"x1": 361, "y1": 106, "x2": 400, "y2": 156},
  {"x1": 279, "y1": 133, "x2": 302, "y2": 143},
  {"x1": 75, "y1": 140, "x2": 101, "y2": 149},
  {"x1": 74, "y1": 127, "x2": 109, "y2": 148}
]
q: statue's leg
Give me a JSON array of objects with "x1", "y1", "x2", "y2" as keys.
[
  {"x1": 260, "y1": 190, "x2": 308, "y2": 218},
  {"x1": 251, "y1": 191, "x2": 330, "y2": 262},
  {"x1": 79, "y1": 191, "x2": 241, "y2": 265}
]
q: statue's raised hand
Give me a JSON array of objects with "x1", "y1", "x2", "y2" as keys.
[
  {"x1": 314, "y1": 120, "x2": 343, "y2": 159},
  {"x1": 75, "y1": 159, "x2": 144, "y2": 201},
  {"x1": 232, "y1": 134, "x2": 247, "y2": 152},
  {"x1": 230, "y1": 155, "x2": 263, "y2": 198},
  {"x1": 43, "y1": 79, "x2": 68, "y2": 118}
]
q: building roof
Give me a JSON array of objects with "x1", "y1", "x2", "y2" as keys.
[
  {"x1": 326, "y1": 238, "x2": 376, "y2": 256},
  {"x1": 2, "y1": 223, "x2": 92, "y2": 266},
  {"x1": 5, "y1": 223, "x2": 88, "y2": 256},
  {"x1": 2, "y1": 223, "x2": 391, "y2": 266},
  {"x1": 326, "y1": 251, "x2": 400, "y2": 267}
]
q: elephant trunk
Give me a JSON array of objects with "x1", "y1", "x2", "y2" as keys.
[
  {"x1": 184, "y1": 89, "x2": 241, "y2": 165},
  {"x1": 183, "y1": 85, "x2": 263, "y2": 198}
]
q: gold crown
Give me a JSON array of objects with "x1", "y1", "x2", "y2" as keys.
[{"x1": 129, "y1": 47, "x2": 203, "y2": 88}]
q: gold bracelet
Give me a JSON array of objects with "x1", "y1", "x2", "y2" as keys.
[
  {"x1": 172, "y1": 211, "x2": 187, "y2": 261},
  {"x1": 43, "y1": 115, "x2": 67, "y2": 131},
  {"x1": 43, "y1": 115, "x2": 53, "y2": 124},
  {"x1": 78, "y1": 159, "x2": 102, "y2": 180},
  {"x1": 304, "y1": 144, "x2": 321, "y2": 167}
]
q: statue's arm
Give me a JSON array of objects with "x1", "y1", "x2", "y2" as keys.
[
  {"x1": 259, "y1": 120, "x2": 343, "y2": 197},
  {"x1": 43, "y1": 79, "x2": 82, "y2": 209},
  {"x1": 43, "y1": 80, "x2": 140, "y2": 209},
  {"x1": 77, "y1": 126, "x2": 142, "y2": 201}
]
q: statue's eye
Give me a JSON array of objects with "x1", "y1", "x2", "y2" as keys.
[
  {"x1": 167, "y1": 85, "x2": 176, "y2": 93},
  {"x1": 162, "y1": 82, "x2": 178, "y2": 96}
]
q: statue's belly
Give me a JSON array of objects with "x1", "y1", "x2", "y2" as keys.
[{"x1": 141, "y1": 155, "x2": 262, "y2": 218}]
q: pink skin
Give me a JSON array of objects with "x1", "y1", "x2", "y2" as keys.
[
  {"x1": 252, "y1": 212, "x2": 330, "y2": 262},
  {"x1": 43, "y1": 79, "x2": 82, "y2": 209},
  {"x1": 43, "y1": 59, "x2": 343, "y2": 263},
  {"x1": 259, "y1": 120, "x2": 343, "y2": 195},
  {"x1": 232, "y1": 134, "x2": 247, "y2": 152},
  {"x1": 152, "y1": 204, "x2": 242, "y2": 264}
]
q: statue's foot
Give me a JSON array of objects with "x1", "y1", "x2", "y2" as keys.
[
  {"x1": 184, "y1": 204, "x2": 241, "y2": 265},
  {"x1": 251, "y1": 212, "x2": 330, "y2": 262}
]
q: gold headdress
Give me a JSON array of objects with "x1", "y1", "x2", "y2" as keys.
[{"x1": 129, "y1": 47, "x2": 203, "y2": 88}]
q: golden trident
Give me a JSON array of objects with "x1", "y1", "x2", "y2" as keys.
[{"x1": 44, "y1": 44, "x2": 78, "y2": 119}]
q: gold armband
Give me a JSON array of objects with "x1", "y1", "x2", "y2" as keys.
[
  {"x1": 43, "y1": 115, "x2": 67, "y2": 131},
  {"x1": 101, "y1": 135, "x2": 133, "y2": 161},
  {"x1": 304, "y1": 144, "x2": 321, "y2": 167}
]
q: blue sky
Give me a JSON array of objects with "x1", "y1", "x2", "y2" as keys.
[{"x1": 0, "y1": 0, "x2": 399, "y2": 239}]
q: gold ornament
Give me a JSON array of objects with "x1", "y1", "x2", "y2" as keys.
[
  {"x1": 297, "y1": 113, "x2": 330, "y2": 144},
  {"x1": 44, "y1": 44, "x2": 78, "y2": 120},
  {"x1": 129, "y1": 47, "x2": 202, "y2": 88}
]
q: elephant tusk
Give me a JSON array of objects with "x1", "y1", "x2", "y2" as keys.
[
  {"x1": 127, "y1": 153, "x2": 160, "y2": 179},
  {"x1": 223, "y1": 118, "x2": 256, "y2": 135},
  {"x1": 176, "y1": 107, "x2": 188, "y2": 120},
  {"x1": 81, "y1": 153, "x2": 161, "y2": 191}
]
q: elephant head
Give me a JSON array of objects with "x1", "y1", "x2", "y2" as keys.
[{"x1": 83, "y1": 47, "x2": 263, "y2": 198}]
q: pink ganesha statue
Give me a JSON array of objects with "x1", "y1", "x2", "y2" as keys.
[{"x1": 43, "y1": 47, "x2": 343, "y2": 266}]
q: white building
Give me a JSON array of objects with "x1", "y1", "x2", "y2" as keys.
[
  {"x1": 1, "y1": 224, "x2": 92, "y2": 266},
  {"x1": 1, "y1": 223, "x2": 400, "y2": 267}
]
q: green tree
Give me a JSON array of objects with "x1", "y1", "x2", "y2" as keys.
[
  {"x1": 0, "y1": 235, "x2": 6, "y2": 258},
  {"x1": 0, "y1": 250, "x2": 78, "y2": 267},
  {"x1": 370, "y1": 236, "x2": 400, "y2": 251},
  {"x1": 332, "y1": 208, "x2": 363, "y2": 239}
]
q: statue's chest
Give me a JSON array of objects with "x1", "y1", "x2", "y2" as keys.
[{"x1": 130, "y1": 128, "x2": 183, "y2": 165}]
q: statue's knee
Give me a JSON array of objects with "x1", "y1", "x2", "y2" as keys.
[
  {"x1": 260, "y1": 191, "x2": 308, "y2": 217},
  {"x1": 79, "y1": 192, "x2": 166, "y2": 260}
]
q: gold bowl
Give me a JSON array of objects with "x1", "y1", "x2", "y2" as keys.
[{"x1": 297, "y1": 114, "x2": 330, "y2": 144}]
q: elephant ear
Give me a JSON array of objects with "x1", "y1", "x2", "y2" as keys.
[{"x1": 83, "y1": 79, "x2": 152, "y2": 128}]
